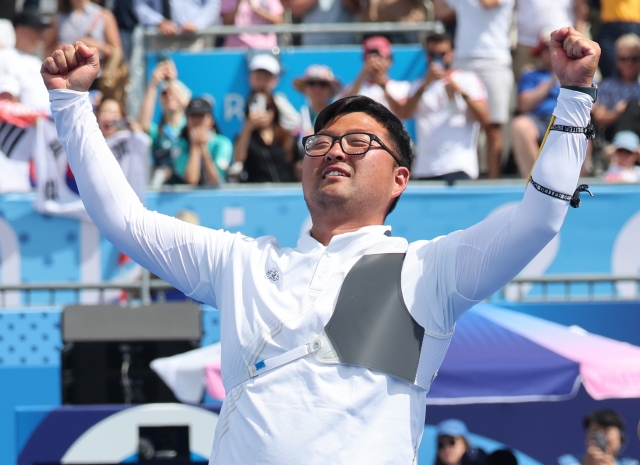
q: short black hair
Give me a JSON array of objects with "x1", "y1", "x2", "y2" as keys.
[
  {"x1": 313, "y1": 95, "x2": 414, "y2": 216},
  {"x1": 426, "y1": 32, "x2": 452, "y2": 47},
  {"x1": 583, "y1": 410, "x2": 625, "y2": 432}
]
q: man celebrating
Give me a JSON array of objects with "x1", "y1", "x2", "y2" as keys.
[{"x1": 42, "y1": 29, "x2": 599, "y2": 464}]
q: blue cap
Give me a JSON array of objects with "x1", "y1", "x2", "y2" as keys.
[
  {"x1": 437, "y1": 419, "x2": 469, "y2": 438},
  {"x1": 612, "y1": 131, "x2": 640, "y2": 152}
]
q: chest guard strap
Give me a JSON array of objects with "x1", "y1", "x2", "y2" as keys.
[{"x1": 225, "y1": 253, "x2": 426, "y2": 391}]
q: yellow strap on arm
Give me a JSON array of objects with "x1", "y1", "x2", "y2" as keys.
[{"x1": 525, "y1": 115, "x2": 555, "y2": 188}]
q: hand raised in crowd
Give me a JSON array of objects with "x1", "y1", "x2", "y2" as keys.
[
  {"x1": 41, "y1": 42, "x2": 100, "y2": 92},
  {"x1": 425, "y1": 61, "x2": 447, "y2": 86},
  {"x1": 443, "y1": 75, "x2": 462, "y2": 100},
  {"x1": 158, "y1": 19, "x2": 179, "y2": 35},
  {"x1": 189, "y1": 125, "x2": 210, "y2": 147},
  {"x1": 246, "y1": 110, "x2": 274, "y2": 130},
  {"x1": 150, "y1": 60, "x2": 177, "y2": 86},
  {"x1": 583, "y1": 443, "x2": 616, "y2": 465},
  {"x1": 549, "y1": 27, "x2": 600, "y2": 87}
]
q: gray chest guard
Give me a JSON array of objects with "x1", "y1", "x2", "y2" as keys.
[
  {"x1": 324, "y1": 253, "x2": 425, "y2": 384},
  {"x1": 225, "y1": 253, "x2": 427, "y2": 391}
]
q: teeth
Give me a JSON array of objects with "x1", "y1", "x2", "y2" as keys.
[{"x1": 325, "y1": 170, "x2": 346, "y2": 178}]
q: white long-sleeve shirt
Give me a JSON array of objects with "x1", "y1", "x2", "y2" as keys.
[{"x1": 50, "y1": 88, "x2": 591, "y2": 464}]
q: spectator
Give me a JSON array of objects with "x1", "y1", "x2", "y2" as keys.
[
  {"x1": 134, "y1": 0, "x2": 221, "y2": 36},
  {"x1": 592, "y1": 34, "x2": 640, "y2": 139},
  {"x1": 221, "y1": 0, "x2": 284, "y2": 49},
  {"x1": 511, "y1": 30, "x2": 561, "y2": 177},
  {"x1": 435, "y1": 419, "x2": 487, "y2": 465},
  {"x1": 171, "y1": 97, "x2": 233, "y2": 186},
  {"x1": 139, "y1": 59, "x2": 192, "y2": 186},
  {"x1": 0, "y1": 11, "x2": 51, "y2": 112},
  {"x1": 231, "y1": 91, "x2": 300, "y2": 183},
  {"x1": 293, "y1": 64, "x2": 342, "y2": 137},
  {"x1": 386, "y1": 32, "x2": 489, "y2": 184},
  {"x1": 603, "y1": 131, "x2": 640, "y2": 182},
  {"x1": 96, "y1": 97, "x2": 150, "y2": 201},
  {"x1": 247, "y1": 53, "x2": 301, "y2": 132},
  {"x1": 596, "y1": 0, "x2": 640, "y2": 80},
  {"x1": 47, "y1": 0, "x2": 122, "y2": 63},
  {"x1": 434, "y1": 0, "x2": 515, "y2": 179},
  {"x1": 514, "y1": 0, "x2": 588, "y2": 81},
  {"x1": 290, "y1": 0, "x2": 356, "y2": 46},
  {"x1": 558, "y1": 410, "x2": 638, "y2": 465},
  {"x1": 359, "y1": 0, "x2": 427, "y2": 44},
  {"x1": 487, "y1": 450, "x2": 518, "y2": 465},
  {"x1": 341, "y1": 36, "x2": 410, "y2": 116}
]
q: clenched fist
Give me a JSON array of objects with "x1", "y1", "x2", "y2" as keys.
[
  {"x1": 550, "y1": 27, "x2": 600, "y2": 87},
  {"x1": 41, "y1": 41, "x2": 100, "y2": 93}
]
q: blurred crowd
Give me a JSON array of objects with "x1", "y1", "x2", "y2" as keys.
[
  {"x1": 432, "y1": 410, "x2": 638, "y2": 465},
  {"x1": 0, "y1": 0, "x2": 639, "y2": 194}
]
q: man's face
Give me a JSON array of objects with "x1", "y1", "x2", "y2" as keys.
[
  {"x1": 426, "y1": 41, "x2": 453, "y2": 69},
  {"x1": 301, "y1": 112, "x2": 408, "y2": 222},
  {"x1": 585, "y1": 423, "x2": 623, "y2": 456},
  {"x1": 16, "y1": 25, "x2": 46, "y2": 54},
  {"x1": 616, "y1": 46, "x2": 640, "y2": 81},
  {"x1": 249, "y1": 69, "x2": 277, "y2": 92}
]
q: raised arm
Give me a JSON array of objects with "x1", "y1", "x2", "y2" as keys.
[
  {"x1": 447, "y1": 28, "x2": 600, "y2": 322},
  {"x1": 41, "y1": 42, "x2": 229, "y2": 305}
]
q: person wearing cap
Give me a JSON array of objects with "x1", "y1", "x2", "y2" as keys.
[
  {"x1": 294, "y1": 65, "x2": 342, "y2": 138},
  {"x1": 139, "y1": 59, "x2": 193, "y2": 186},
  {"x1": 0, "y1": 11, "x2": 50, "y2": 112},
  {"x1": 603, "y1": 131, "x2": 640, "y2": 182},
  {"x1": 385, "y1": 32, "x2": 489, "y2": 184},
  {"x1": 511, "y1": 29, "x2": 562, "y2": 178},
  {"x1": 247, "y1": 53, "x2": 301, "y2": 133},
  {"x1": 167, "y1": 97, "x2": 233, "y2": 186},
  {"x1": 43, "y1": 29, "x2": 600, "y2": 463},
  {"x1": 231, "y1": 90, "x2": 300, "y2": 182},
  {"x1": 435, "y1": 419, "x2": 486, "y2": 465},
  {"x1": 341, "y1": 36, "x2": 410, "y2": 116}
]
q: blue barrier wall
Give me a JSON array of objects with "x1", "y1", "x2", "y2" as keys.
[{"x1": 2, "y1": 185, "x2": 640, "y2": 303}]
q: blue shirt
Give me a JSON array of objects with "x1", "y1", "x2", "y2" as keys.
[
  {"x1": 559, "y1": 454, "x2": 639, "y2": 465},
  {"x1": 519, "y1": 69, "x2": 561, "y2": 118},
  {"x1": 598, "y1": 77, "x2": 640, "y2": 110}
]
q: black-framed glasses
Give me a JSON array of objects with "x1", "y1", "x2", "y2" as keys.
[{"x1": 302, "y1": 132, "x2": 401, "y2": 165}]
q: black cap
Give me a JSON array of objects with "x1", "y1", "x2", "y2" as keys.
[
  {"x1": 12, "y1": 11, "x2": 51, "y2": 29},
  {"x1": 186, "y1": 97, "x2": 213, "y2": 115}
]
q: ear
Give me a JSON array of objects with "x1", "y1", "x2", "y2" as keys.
[{"x1": 391, "y1": 166, "x2": 410, "y2": 199}]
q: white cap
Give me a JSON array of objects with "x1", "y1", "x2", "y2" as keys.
[
  {"x1": 0, "y1": 75, "x2": 20, "y2": 97},
  {"x1": 249, "y1": 54, "x2": 280, "y2": 76},
  {"x1": 0, "y1": 19, "x2": 16, "y2": 49}
]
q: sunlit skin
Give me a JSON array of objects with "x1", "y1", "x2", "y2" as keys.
[
  {"x1": 96, "y1": 99, "x2": 123, "y2": 138},
  {"x1": 301, "y1": 112, "x2": 409, "y2": 246},
  {"x1": 437, "y1": 436, "x2": 467, "y2": 465},
  {"x1": 585, "y1": 424, "x2": 623, "y2": 457},
  {"x1": 160, "y1": 85, "x2": 182, "y2": 113}
]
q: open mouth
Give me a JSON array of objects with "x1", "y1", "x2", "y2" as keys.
[{"x1": 321, "y1": 166, "x2": 351, "y2": 179}]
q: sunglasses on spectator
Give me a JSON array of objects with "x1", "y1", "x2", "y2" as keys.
[
  {"x1": 307, "y1": 80, "x2": 331, "y2": 88},
  {"x1": 617, "y1": 56, "x2": 640, "y2": 63},
  {"x1": 437, "y1": 437, "x2": 457, "y2": 449}
]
